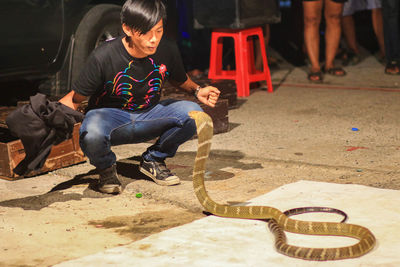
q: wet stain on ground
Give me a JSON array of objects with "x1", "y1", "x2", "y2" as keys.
[{"x1": 88, "y1": 210, "x2": 205, "y2": 241}]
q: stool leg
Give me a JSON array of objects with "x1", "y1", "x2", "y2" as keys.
[
  {"x1": 215, "y1": 37, "x2": 224, "y2": 76},
  {"x1": 247, "y1": 37, "x2": 256, "y2": 74},
  {"x1": 208, "y1": 34, "x2": 224, "y2": 79},
  {"x1": 235, "y1": 33, "x2": 251, "y2": 97},
  {"x1": 258, "y1": 32, "x2": 273, "y2": 93}
]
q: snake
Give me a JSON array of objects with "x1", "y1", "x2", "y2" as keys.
[{"x1": 188, "y1": 111, "x2": 376, "y2": 261}]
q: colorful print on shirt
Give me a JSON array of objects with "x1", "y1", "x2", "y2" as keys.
[{"x1": 98, "y1": 57, "x2": 169, "y2": 111}]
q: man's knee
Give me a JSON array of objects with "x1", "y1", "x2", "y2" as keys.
[
  {"x1": 183, "y1": 115, "x2": 198, "y2": 138},
  {"x1": 79, "y1": 129, "x2": 108, "y2": 150},
  {"x1": 177, "y1": 101, "x2": 202, "y2": 134},
  {"x1": 80, "y1": 110, "x2": 108, "y2": 145},
  {"x1": 79, "y1": 113, "x2": 110, "y2": 152},
  {"x1": 183, "y1": 100, "x2": 203, "y2": 113},
  {"x1": 176, "y1": 101, "x2": 203, "y2": 120}
]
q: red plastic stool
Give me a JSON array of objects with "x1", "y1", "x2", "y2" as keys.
[{"x1": 208, "y1": 27, "x2": 273, "y2": 97}]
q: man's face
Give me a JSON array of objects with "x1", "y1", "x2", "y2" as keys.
[{"x1": 125, "y1": 19, "x2": 164, "y2": 58}]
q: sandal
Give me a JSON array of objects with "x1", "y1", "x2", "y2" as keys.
[
  {"x1": 342, "y1": 51, "x2": 361, "y2": 66},
  {"x1": 324, "y1": 67, "x2": 346, "y2": 77},
  {"x1": 375, "y1": 52, "x2": 385, "y2": 64},
  {"x1": 307, "y1": 71, "x2": 323, "y2": 83},
  {"x1": 384, "y1": 61, "x2": 400, "y2": 75}
]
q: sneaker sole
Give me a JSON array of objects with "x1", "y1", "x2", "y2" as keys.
[
  {"x1": 140, "y1": 167, "x2": 181, "y2": 186},
  {"x1": 99, "y1": 184, "x2": 122, "y2": 194}
]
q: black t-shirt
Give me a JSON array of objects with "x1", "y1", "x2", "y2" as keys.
[{"x1": 72, "y1": 36, "x2": 187, "y2": 111}]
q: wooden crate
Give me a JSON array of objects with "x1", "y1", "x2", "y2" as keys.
[
  {"x1": 202, "y1": 78, "x2": 237, "y2": 109},
  {"x1": 0, "y1": 123, "x2": 86, "y2": 180},
  {"x1": 201, "y1": 99, "x2": 229, "y2": 134}
]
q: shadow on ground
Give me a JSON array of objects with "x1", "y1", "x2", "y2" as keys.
[{"x1": 0, "y1": 150, "x2": 263, "y2": 210}]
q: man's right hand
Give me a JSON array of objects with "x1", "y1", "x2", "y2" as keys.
[{"x1": 58, "y1": 90, "x2": 87, "y2": 111}]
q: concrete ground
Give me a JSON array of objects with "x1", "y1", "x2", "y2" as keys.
[{"x1": 0, "y1": 48, "x2": 399, "y2": 266}]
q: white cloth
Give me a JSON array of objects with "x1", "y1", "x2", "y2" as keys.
[{"x1": 56, "y1": 181, "x2": 400, "y2": 267}]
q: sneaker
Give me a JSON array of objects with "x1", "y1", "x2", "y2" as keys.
[
  {"x1": 140, "y1": 158, "x2": 180, "y2": 186},
  {"x1": 98, "y1": 164, "x2": 122, "y2": 194}
]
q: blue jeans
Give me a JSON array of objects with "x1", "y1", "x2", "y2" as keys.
[
  {"x1": 382, "y1": 0, "x2": 400, "y2": 62},
  {"x1": 79, "y1": 99, "x2": 203, "y2": 170}
]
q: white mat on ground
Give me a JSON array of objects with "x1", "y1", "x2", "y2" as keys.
[{"x1": 56, "y1": 181, "x2": 400, "y2": 267}]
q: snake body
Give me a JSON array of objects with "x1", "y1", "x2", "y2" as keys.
[{"x1": 188, "y1": 111, "x2": 376, "y2": 261}]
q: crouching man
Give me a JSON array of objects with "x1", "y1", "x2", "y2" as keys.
[{"x1": 59, "y1": 0, "x2": 220, "y2": 194}]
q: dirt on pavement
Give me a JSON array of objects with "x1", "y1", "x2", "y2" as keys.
[{"x1": 1, "y1": 56, "x2": 400, "y2": 266}]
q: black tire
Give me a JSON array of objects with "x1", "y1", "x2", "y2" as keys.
[{"x1": 71, "y1": 4, "x2": 122, "y2": 84}]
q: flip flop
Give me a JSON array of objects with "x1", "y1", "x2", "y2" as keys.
[
  {"x1": 307, "y1": 71, "x2": 323, "y2": 83},
  {"x1": 324, "y1": 67, "x2": 346, "y2": 76},
  {"x1": 343, "y1": 51, "x2": 361, "y2": 66},
  {"x1": 385, "y1": 61, "x2": 400, "y2": 75}
]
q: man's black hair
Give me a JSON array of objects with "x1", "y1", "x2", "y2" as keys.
[{"x1": 121, "y1": 0, "x2": 167, "y2": 35}]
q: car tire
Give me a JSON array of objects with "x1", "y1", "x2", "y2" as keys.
[{"x1": 71, "y1": 4, "x2": 122, "y2": 85}]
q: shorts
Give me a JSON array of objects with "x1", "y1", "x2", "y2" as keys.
[
  {"x1": 343, "y1": 0, "x2": 382, "y2": 16},
  {"x1": 303, "y1": 0, "x2": 348, "y2": 3}
]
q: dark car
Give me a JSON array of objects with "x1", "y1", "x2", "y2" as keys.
[{"x1": 0, "y1": 0, "x2": 125, "y2": 96}]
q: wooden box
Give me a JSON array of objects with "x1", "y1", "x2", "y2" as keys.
[
  {"x1": 199, "y1": 78, "x2": 238, "y2": 109},
  {"x1": 200, "y1": 99, "x2": 229, "y2": 134},
  {"x1": 0, "y1": 123, "x2": 86, "y2": 180}
]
